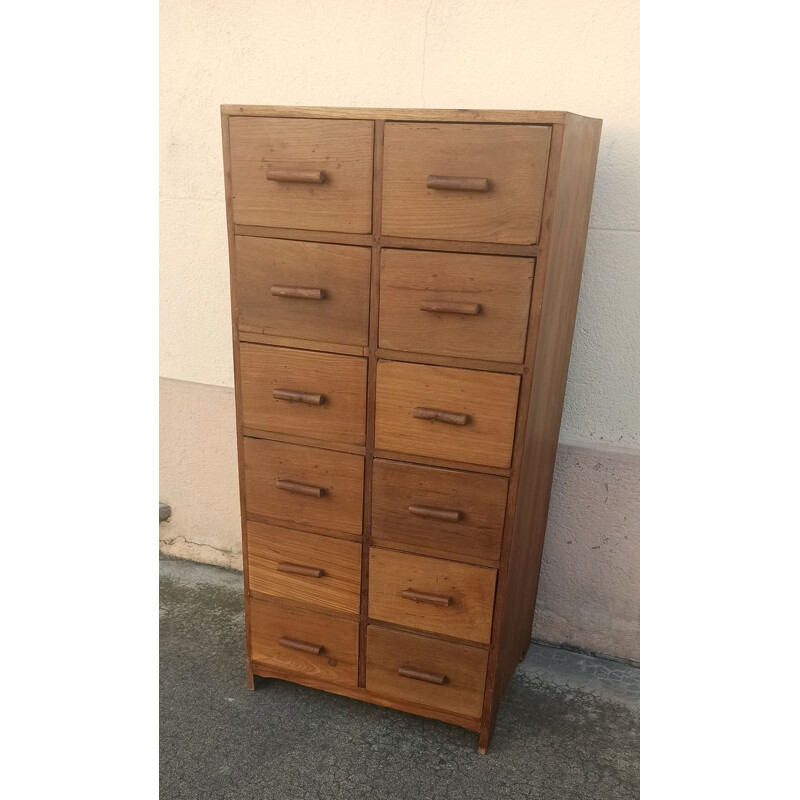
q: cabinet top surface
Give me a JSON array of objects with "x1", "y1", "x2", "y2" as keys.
[{"x1": 220, "y1": 105, "x2": 601, "y2": 125}]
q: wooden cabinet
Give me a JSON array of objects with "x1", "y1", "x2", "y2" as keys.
[{"x1": 222, "y1": 105, "x2": 602, "y2": 753}]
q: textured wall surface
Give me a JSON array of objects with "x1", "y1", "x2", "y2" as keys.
[{"x1": 159, "y1": 0, "x2": 639, "y2": 659}]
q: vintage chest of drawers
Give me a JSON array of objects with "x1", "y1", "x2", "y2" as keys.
[{"x1": 221, "y1": 105, "x2": 601, "y2": 752}]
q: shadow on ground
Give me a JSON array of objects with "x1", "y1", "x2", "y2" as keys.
[{"x1": 160, "y1": 556, "x2": 639, "y2": 799}]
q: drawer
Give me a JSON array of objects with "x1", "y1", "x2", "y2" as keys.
[
  {"x1": 244, "y1": 438, "x2": 364, "y2": 537},
  {"x1": 368, "y1": 548, "x2": 497, "y2": 644},
  {"x1": 247, "y1": 521, "x2": 361, "y2": 614},
  {"x1": 379, "y1": 248, "x2": 533, "y2": 363},
  {"x1": 381, "y1": 122, "x2": 551, "y2": 244},
  {"x1": 366, "y1": 626, "x2": 488, "y2": 719},
  {"x1": 240, "y1": 343, "x2": 367, "y2": 445},
  {"x1": 374, "y1": 361, "x2": 520, "y2": 469},
  {"x1": 371, "y1": 459, "x2": 507, "y2": 562},
  {"x1": 228, "y1": 116, "x2": 373, "y2": 233},
  {"x1": 250, "y1": 596, "x2": 359, "y2": 687},
  {"x1": 235, "y1": 237, "x2": 371, "y2": 345}
]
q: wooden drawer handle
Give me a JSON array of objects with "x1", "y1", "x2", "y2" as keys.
[
  {"x1": 402, "y1": 588, "x2": 453, "y2": 607},
  {"x1": 413, "y1": 407, "x2": 470, "y2": 426},
  {"x1": 420, "y1": 300, "x2": 481, "y2": 315},
  {"x1": 278, "y1": 636, "x2": 324, "y2": 655},
  {"x1": 398, "y1": 665, "x2": 447, "y2": 685},
  {"x1": 273, "y1": 389, "x2": 325, "y2": 405},
  {"x1": 408, "y1": 504, "x2": 462, "y2": 523},
  {"x1": 275, "y1": 478, "x2": 326, "y2": 498},
  {"x1": 427, "y1": 175, "x2": 489, "y2": 192},
  {"x1": 267, "y1": 169, "x2": 326, "y2": 184},
  {"x1": 270, "y1": 285, "x2": 325, "y2": 300},
  {"x1": 277, "y1": 561, "x2": 325, "y2": 578}
]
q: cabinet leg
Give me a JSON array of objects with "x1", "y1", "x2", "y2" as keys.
[
  {"x1": 477, "y1": 727, "x2": 491, "y2": 755},
  {"x1": 520, "y1": 646, "x2": 529, "y2": 662},
  {"x1": 246, "y1": 665, "x2": 256, "y2": 691}
]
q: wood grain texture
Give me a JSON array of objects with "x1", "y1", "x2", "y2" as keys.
[
  {"x1": 243, "y1": 437, "x2": 364, "y2": 536},
  {"x1": 235, "y1": 236, "x2": 371, "y2": 345},
  {"x1": 242, "y1": 428, "x2": 365, "y2": 456},
  {"x1": 368, "y1": 548, "x2": 497, "y2": 644},
  {"x1": 234, "y1": 225, "x2": 373, "y2": 247},
  {"x1": 382, "y1": 123, "x2": 551, "y2": 244},
  {"x1": 375, "y1": 360, "x2": 520, "y2": 468},
  {"x1": 379, "y1": 236, "x2": 538, "y2": 257},
  {"x1": 238, "y1": 331, "x2": 366, "y2": 357},
  {"x1": 247, "y1": 521, "x2": 361, "y2": 614},
  {"x1": 371, "y1": 459, "x2": 507, "y2": 563},
  {"x1": 239, "y1": 343, "x2": 367, "y2": 445},
  {"x1": 379, "y1": 249, "x2": 534, "y2": 363},
  {"x1": 222, "y1": 105, "x2": 584, "y2": 125},
  {"x1": 250, "y1": 660, "x2": 482, "y2": 732},
  {"x1": 478, "y1": 117, "x2": 603, "y2": 751},
  {"x1": 366, "y1": 625, "x2": 488, "y2": 718},
  {"x1": 223, "y1": 105, "x2": 602, "y2": 752},
  {"x1": 375, "y1": 349, "x2": 524, "y2": 375},
  {"x1": 222, "y1": 111, "x2": 258, "y2": 689},
  {"x1": 229, "y1": 117, "x2": 374, "y2": 232},
  {"x1": 249, "y1": 596, "x2": 359, "y2": 687}
]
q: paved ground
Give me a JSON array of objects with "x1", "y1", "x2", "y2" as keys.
[{"x1": 160, "y1": 556, "x2": 639, "y2": 799}]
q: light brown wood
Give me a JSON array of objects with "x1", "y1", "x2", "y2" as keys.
[
  {"x1": 375, "y1": 349, "x2": 524, "y2": 375},
  {"x1": 375, "y1": 360, "x2": 520, "y2": 468},
  {"x1": 379, "y1": 236, "x2": 538, "y2": 257},
  {"x1": 243, "y1": 438, "x2": 364, "y2": 537},
  {"x1": 235, "y1": 237, "x2": 371, "y2": 345},
  {"x1": 239, "y1": 343, "x2": 367, "y2": 445},
  {"x1": 275, "y1": 478, "x2": 326, "y2": 497},
  {"x1": 366, "y1": 626, "x2": 488, "y2": 718},
  {"x1": 222, "y1": 105, "x2": 584, "y2": 125},
  {"x1": 229, "y1": 117, "x2": 374, "y2": 232},
  {"x1": 238, "y1": 332, "x2": 366, "y2": 357},
  {"x1": 242, "y1": 427, "x2": 365, "y2": 456},
  {"x1": 250, "y1": 659, "x2": 482, "y2": 732},
  {"x1": 368, "y1": 548, "x2": 497, "y2": 644},
  {"x1": 279, "y1": 636, "x2": 324, "y2": 655},
  {"x1": 223, "y1": 105, "x2": 602, "y2": 753},
  {"x1": 250, "y1": 596, "x2": 359, "y2": 687},
  {"x1": 247, "y1": 521, "x2": 361, "y2": 614},
  {"x1": 267, "y1": 169, "x2": 326, "y2": 184},
  {"x1": 382, "y1": 123, "x2": 551, "y2": 244},
  {"x1": 482, "y1": 118, "x2": 603, "y2": 750},
  {"x1": 426, "y1": 175, "x2": 489, "y2": 192},
  {"x1": 379, "y1": 249, "x2": 534, "y2": 363},
  {"x1": 272, "y1": 389, "x2": 324, "y2": 406},
  {"x1": 371, "y1": 459, "x2": 507, "y2": 562},
  {"x1": 397, "y1": 665, "x2": 447, "y2": 685},
  {"x1": 234, "y1": 225, "x2": 373, "y2": 247}
]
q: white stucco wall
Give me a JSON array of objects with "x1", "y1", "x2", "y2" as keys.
[{"x1": 159, "y1": 0, "x2": 640, "y2": 659}]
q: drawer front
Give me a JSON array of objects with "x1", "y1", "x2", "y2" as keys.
[
  {"x1": 247, "y1": 521, "x2": 361, "y2": 614},
  {"x1": 379, "y1": 248, "x2": 533, "y2": 363},
  {"x1": 250, "y1": 596, "x2": 359, "y2": 687},
  {"x1": 381, "y1": 122, "x2": 551, "y2": 244},
  {"x1": 368, "y1": 548, "x2": 497, "y2": 644},
  {"x1": 240, "y1": 343, "x2": 367, "y2": 445},
  {"x1": 374, "y1": 361, "x2": 520, "y2": 468},
  {"x1": 229, "y1": 116, "x2": 374, "y2": 233},
  {"x1": 366, "y1": 626, "x2": 488, "y2": 719},
  {"x1": 235, "y1": 237, "x2": 371, "y2": 345},
  {"x1": 371, "y1": 459, "x2": 507, "y2": 562},
  {"x1": 244, "y1": 438, "x2": 364, "y2": 536}
]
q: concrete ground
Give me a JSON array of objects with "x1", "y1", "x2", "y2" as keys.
[{"x1": 160, "y1": 556, "x2": 639, "y2": 799}]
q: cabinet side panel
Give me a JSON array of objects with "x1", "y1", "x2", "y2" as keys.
[{"x1": 482, "y1": 116, "x2": 602, "y2": 745}]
